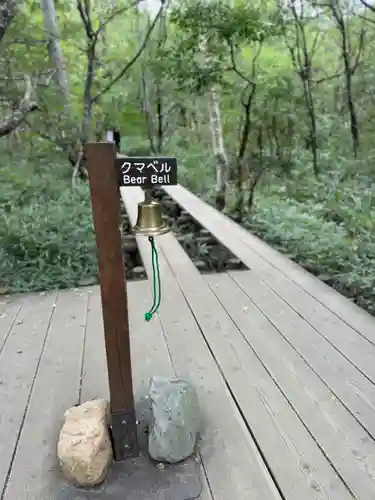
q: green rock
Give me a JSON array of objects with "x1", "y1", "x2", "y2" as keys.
[{"x1": 148, "y1": 376, "x2": 199, "y2": 464}]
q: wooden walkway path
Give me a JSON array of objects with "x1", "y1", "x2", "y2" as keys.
[{"x1": 1, "y1": 185, "x2": 375, "y2": 499}]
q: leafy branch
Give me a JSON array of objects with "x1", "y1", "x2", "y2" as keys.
[
  {"x1": 92, "y1": 2, "x2": 165, "y2": 102},
  {"x1": 0, "y1": 75, "x2": 38, "y2": 137}
]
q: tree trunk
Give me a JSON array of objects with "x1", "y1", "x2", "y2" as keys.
[
  {"x1": 286, "y1": 2, "x2": 320, "y2": 178},
  {"x1": 332, "y1": 4, "x2": 360, "y2": 156},
  {"x1": 40, "y1": 0, "x2": 70, "y2": 102},
  {"x1": 82, "y1": 43, "x2": 95, "y2": 143},
  {"x1": 209, "y1": 87, "x2": 228, "y2": 211},
  {"x1": 137, "y1": 8, "x2": 156, "y2": 153},
  {"x1": 0, "y1": 0, "x2": 16, "y2": 44},
  {"x1": 234, "y1": 79, "x2": 257, "y2": 219}
]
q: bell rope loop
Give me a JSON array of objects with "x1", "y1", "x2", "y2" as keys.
[{"x1": 144, "y1": 236, "x2": 162, "y2": 322}]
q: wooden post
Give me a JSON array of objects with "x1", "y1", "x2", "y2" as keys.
[{"x1": 85, "y1": 142, "x2": 138, "y2": 461}]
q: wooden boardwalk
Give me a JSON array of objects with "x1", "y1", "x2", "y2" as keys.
[{"x1": 1, "y1": 185, "x2": 375, "y2": 499}]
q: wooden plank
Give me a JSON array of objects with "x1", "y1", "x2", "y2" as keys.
[
  {"x1": 81, "y1": 282, "x2": 174, "y2": 403},
  {"x1": 206, "y1": 272, "x2": 375, "y2": 500},
  {"x1": 127, "y1": 281, "x2": 175, "y2": 399},
  {"x1": 0, "y1": 290, "x2": 57, "y2": 497},
  {"x1": 127, "y1": 281, "x2": 212, "y2": 500},
  {"x1": 230, "y1": 270, "x2": 375, "y2": 439},
  {"x1": 199, "y1": 468, "x2": 214, "y2": 500},
  {"x1": 0, "y1": 294, "x2": 24, "y2": 351},
  {"x1": 164, "y1": 184, "x2": 375, "y2": 377},
  {"x1": 243, "y1": 264, "x2": 375, "y2": 384},
  {"x1": 80, "y1": 287, "x2": 109, "y2": 403},
  {"x1": 154, "y1": 235, "x2": 353, "y2": 500},
  {"x1": 2, "y1": 288, "x2": 88, "y2": 500},
  {"x1": 121, "y1": 186, "x2": 282, "y2": 500},
  {"x1": 164, "y1": 184, "x2": 375, "y2": 344}
]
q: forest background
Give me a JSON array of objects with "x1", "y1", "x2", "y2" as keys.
[{"x1": 1, "y1": 0, "x2": 374, "y2": 315}]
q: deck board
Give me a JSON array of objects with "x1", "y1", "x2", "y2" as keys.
[
  {"x1": 127, "y1": 281, "x2": 175, "y2": 399},
  {"x1": 236, "y1": 262, "x2": 375, "y2": 383},
  {"x1": 121, "y1": 188, "x2": 354, "y2": 500},
  {"x1": 206, "y1": 272, "x2": 375, "y2": 500},
  {"x1": 122, "y1": 186, "x2": 282, "y2": 500},
  {"x1": 199, "y1": 472, "x2": 215, "y2": 500},
  {"x1": 80, "y1": 288, "x2": 109, "y2": 403},
  {"x1": 81, "y1": 281, "x2": 174, "y2": 405},
  {"x1": 0, "y1": 294, "x2": 24, "y2": 350},
  {"x1": 123, "y1": 185, "x2": 375, "y2": 499},
  {"x1": 231, "y1": 270, "x2": 375, "y2": 439},
  {"x1": 2, "y1": 288, "x2": 88, "y2": 500},
  {"x1": 156, "y1": 234, "x2": 353, "y2": 500},
  {"x1": 0, "y1": 290, "x2": 58, "y2": 497},
  {"x1": 164, "y1": 185, "x2": 375, "y2": 373}
]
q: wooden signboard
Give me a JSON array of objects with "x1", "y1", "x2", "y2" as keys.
[{"x1": 116, "y1": 157, "x2": 177, "y2": 187}]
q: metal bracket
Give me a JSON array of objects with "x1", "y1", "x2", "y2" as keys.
[{"x1": 111, "y1": 410, "x2": 139, "y2": 461}]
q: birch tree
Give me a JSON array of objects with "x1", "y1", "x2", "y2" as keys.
[
  {"x1": 200, "y1": 37, "x2": 229, "y2": 210},
  {"x1": 208, "y1": 86, "x2": 229, "y2": 211},
  {"x1": 40, "y1": 0, "x2": 70, "y2": 102},
  {"x1": 0, "y1": 1, "x2": 39, "y2": 136}
]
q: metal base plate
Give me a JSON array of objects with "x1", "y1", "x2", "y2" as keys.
[{"x1": 57, "y1": 454, "x2": 202, "y2": 500}]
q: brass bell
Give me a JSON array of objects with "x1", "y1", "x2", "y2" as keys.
[{"x1": 133, "y1": 189, "x2": 170, "y2": 236}]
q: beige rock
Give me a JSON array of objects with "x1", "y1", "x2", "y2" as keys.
[{"x1": 57, "y1": 399, "x2": 113, "y2": 487}]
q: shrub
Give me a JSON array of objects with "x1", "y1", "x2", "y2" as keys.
[
  {"x1": 0, "y1": 154, "x2": 98, "y2": 293},
  {"x1": 245, "y1": 193, "x2": 375, "y2": 314}
]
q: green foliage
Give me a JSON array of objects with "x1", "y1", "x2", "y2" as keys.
[
  {"x1": 241, "y1": 174, "x2": 375, "y2": 314},
  {"x1": 159, "y1": 32, "x2": 228, "y2": 93},
  {"x1": 0, "y1": 152, "x2": 97, "y2": 293},
  {"x1": 170, "y1": 0, "x2": 281, "y2": 42},
  {"x1": 166, "y1": 133, "x2": 216, "y2": 195},
  {"x1": 162, "y1": 0, "x2": 284, "y2": 93}
]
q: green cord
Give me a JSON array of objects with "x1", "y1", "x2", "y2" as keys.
[{"x1": 145, "y1": 236, "x2": 162, "y2": 321}]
